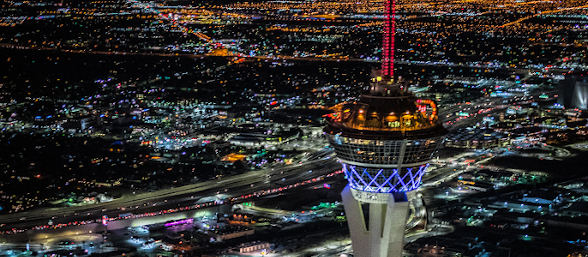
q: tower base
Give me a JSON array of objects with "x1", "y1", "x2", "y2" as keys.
[{"x1": 342, "y1": 186, "x2": 409, "y2": 257}]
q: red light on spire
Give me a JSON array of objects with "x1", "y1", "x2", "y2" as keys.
[{"x1": 382, "y1": 0, "x2": 396, "y2": 78}]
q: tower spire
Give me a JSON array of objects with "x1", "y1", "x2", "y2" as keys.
[{"x1": 382, "y1": 0, "x2": 396, "y2": 79}]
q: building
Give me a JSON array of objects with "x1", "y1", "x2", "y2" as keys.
[
  {"x1": 558, "y1": 72, "x2": 588, "y2": 110},
  {"x1": 207, "y1": 225, "x2": 254, "y2": 242},
  {"x1": 444, "y1": 128, "x2": 510, "y2": 149},
  {"x1": 238, "y1": 241, "x2": 271, "y2": 253},
  {"x1": 324, "y1": 78, "x2": 447, "y2": 257}
]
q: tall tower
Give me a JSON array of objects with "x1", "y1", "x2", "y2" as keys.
[
  {"x1": 325, "y1": 80, "x2": 446, "y2": 257},
  {"x1": 324, "y1": 0, "x2": 446, "y2": 255}
]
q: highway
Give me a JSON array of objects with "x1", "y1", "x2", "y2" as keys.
[
  {"x1": 2, "y1": 150, "x2": 457, "y2": 235},
  {"x1": 0, "y1": 158, "x2": 341, "y2": 232}
]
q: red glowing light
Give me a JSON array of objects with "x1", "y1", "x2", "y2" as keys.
[{"x1": 382, "y1": 0, "x2": 396, "y2": 77}]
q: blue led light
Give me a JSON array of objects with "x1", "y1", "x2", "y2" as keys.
[{"x1": 342, "y1": 163, "x2": 428, "y2": 193}]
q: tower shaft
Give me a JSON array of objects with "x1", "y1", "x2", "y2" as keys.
[
  {"x1": 382, "y1": 0, "x2": 396, "y2": 78},
  {"x1": 342, "y1": 187, "x2": 409, "y2": 257}
]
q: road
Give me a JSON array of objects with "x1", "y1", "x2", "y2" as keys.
[
  {"x1": 0, "y1": 158, "x2": 341, "y2": 231},
  {"x1": 1, "y1": 43, "x2": 576, "y2": 74}
]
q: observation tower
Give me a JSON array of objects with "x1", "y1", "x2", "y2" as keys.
[
  {"x1": 324, "y1": 81, "x2": 446, "y2": 256},
  {"x1": 324, "y1": 0, "x2": 447, "y2": 255}
]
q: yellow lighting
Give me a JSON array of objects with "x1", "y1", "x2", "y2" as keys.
[{"x1": 222, "y1": 153, "x2": 247, "y2": 162}]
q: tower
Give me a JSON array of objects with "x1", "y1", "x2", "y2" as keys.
[
  {"x1": 324, "y1": 0, "x2": 446, "y2": 255},
  {"x1": 325, "y1": 79, "x2": 446, "y2": 257}
]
